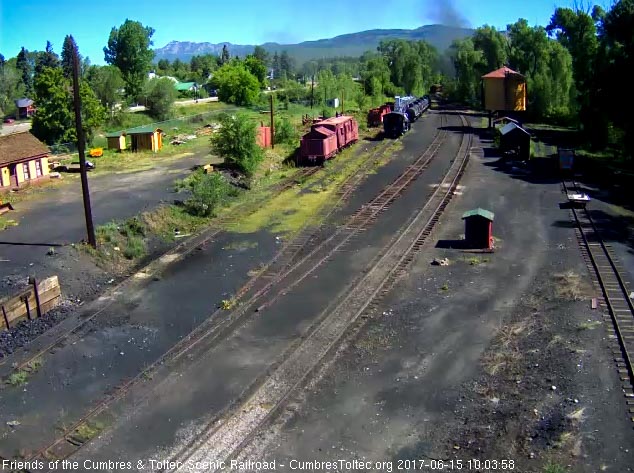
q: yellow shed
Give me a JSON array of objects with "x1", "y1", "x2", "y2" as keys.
[
  {"x1": 482, "y1": 66, "x2": 526, "y2": 112},
  {"x1": 106, "y1": 131, "x2": 127, "y2": 151},
  {"x1": 127, "y1": 126, "x2": 163, "y2": 153}
]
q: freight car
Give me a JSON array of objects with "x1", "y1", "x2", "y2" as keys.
[
  {"x1": 383, "y1": 112, "x2": 410, "y2": 138},
  {"x1": 367, "y1": 103, "x2": 393, "y2": 127},
  {"x1": 299, "y1": 115, "x2": 359, "y2": 164}
]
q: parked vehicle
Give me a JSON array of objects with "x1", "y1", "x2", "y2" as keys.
[{"x1": 299, "y1": 115, "x2": 359, "y2": 165}]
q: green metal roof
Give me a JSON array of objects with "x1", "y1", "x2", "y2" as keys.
[
  {"x1": 105, "y1": 130, "x2": 126, "y2": 138},
  {"x1": 174, "y1": 82, "x2": 197, "y2": 91},
  {"x1": 126, "y1": 125, "x2": 163, "y2": 135},
  {"x1": 462, "y1": 208, "x2": 495, "y2": 221}
]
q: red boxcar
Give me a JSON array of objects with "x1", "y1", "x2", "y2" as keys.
[
  {"x1": 299, "y1": 115, "x2": 358, "y2": 164},
  {"x1": 367, "y1": 104, "x2": 393, "y2": 127},
  {"x1": 300, "y1": 126, "x2": 338, "y2": 164},
  {"x1": 317, "y1": 115, "x2": 359, "y2": 148}
]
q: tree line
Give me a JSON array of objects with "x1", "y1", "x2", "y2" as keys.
[{"x1": 2, "y1": 1, "x2": 634, "y2": 158}]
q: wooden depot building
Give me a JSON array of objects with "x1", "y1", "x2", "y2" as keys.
[{"x1": 0, "y1": 132, "x2": 50, "y2": 189}]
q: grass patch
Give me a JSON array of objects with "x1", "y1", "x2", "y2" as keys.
[
  {"x1": 0, "y1": 216, "x2": 19, "y2": 231},
  {"x1": 88, "y1": 217, "x2": 149, "y2": 267},
  {"x1": 221, "y1": 298, "x2": 236, "y2": 310},
  {"x1": 440, "y1": 283, "x2": 449, "y2": 291},
  {"x1": 544, "y1": 463, "x2": 569, "y2": 473},
  {"x1": 142, "y1": 205, "x2": 207, "y2": 242},
  {"x1": 553, "y1": 271, "x2": 587, "y2": 301},
  {"x1": 223, "y1": 240, "x2": 258, "y2": 251},
  {"x1": 482, "y1": 319, "x2": 533, "y2": 376},
  {"x1": 577, "y1": 320, "x2": 602, "y2": 331},
  {"x1": 227, "y1": 140, "x2": 397, "y2": 238},
  {"x1": 6, "y1": 370, "x2": 29, "y2": 386},
  {"x1": 73, "y1": 421, "x2": 105, "y2": 442},
  {"x1": 467, "y1": 256, "x2": 489, "y2": 266}
]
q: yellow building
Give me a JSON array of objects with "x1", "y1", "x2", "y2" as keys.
[
  {"x1": 128, "y1": 126, "x2": 163, "y2": 153},
  {"x1": 0, "y1": 132, "x2": 50, "y2": 189},
  {"x1": 482, "y1": 66, "x2": 526, "y2": 112},
  {"x1": 106, "y1": 131, "x2": 127, "y2": 151}
]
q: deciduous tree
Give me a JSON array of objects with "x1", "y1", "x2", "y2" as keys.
[{"x1": 104, "y1": 19, "x2": 155, "y2": 101}]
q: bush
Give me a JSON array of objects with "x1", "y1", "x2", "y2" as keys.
[
  {"x1": 211, "y1": 113, "x2": 264, "y2": 177},
  {"x1": 145, "y1": 78, "x2": 177, "y2": 120},
  {"x1": 181, "y1": 171, "x2": 233, "y2": 217},
  {"x1": 274, "y1": 117, "x2": 299, "y2": 145}
]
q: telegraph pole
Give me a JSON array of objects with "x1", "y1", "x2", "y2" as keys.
[
  {"x1": 71, "y1": 40, "x2": 96, "y2": 248},
  {"x1": 269, "y1": 94, "x2": 275, "y2": 149},
  {"x1": 310, "y1": 75, "x2": 314, "y2": 109}
]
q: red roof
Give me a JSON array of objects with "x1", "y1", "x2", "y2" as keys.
[
  {"x1": 311, "y1": 126, "x2": 335, "y2": 137},
  {"x1": 482, "y1": 66, "x2": 524, "y2": 79},
  {"x1": 317, "y1": 115, "x2": 355, "y2": 126}
]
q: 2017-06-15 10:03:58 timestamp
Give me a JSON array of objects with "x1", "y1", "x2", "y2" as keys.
[{"x1": 396, "y1": 459, "x2": 516, "y2": 470}]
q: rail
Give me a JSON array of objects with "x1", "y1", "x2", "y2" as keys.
[
  {"x1": 562, "y1": 179, "x2": 634, "y2": 401},
  {"x1": 164, "y1": 114, "x2": 472, "y2": 472}
]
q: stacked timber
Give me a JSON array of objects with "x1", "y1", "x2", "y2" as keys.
[{"x1": 0, "y1": 276, "x2": 61, "y2": 331}]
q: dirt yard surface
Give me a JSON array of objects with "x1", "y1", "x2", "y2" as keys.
[
  {"x1": 236, "y1": 125, "x2": 634, "y2": 472},
  {"x1": 62, "y1": 112, "x2": 463, "y2": 467},
  {"x1": 0, "y1": 112, "x2": 448, "y2": 462}
]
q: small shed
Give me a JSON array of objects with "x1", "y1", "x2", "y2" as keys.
[
  {"x1": 256, "y1": 124, "x2": 272, "y2": 148},
  {"x1": 482, "y1": 66, "x2": 526, "y2": 112},
  {"x1": 15, "y1": 98, "x2": 35, "y2": 119},
  {"x1": 127, "y1": 126, "x2": 163, "y2": 153},
  {"x1": 462, "y1": 208, "x2": 494, "y2": 250},
  {"x1": 499, "y1": 122, "x2": 530, "y2": 161},
  {"x1": 105, "y1": 131, "x2": 127, "y2": 151}
]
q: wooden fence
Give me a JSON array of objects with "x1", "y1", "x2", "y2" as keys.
[{"x1": 0, "y1": 276, "x2": 61, "y2": 331}]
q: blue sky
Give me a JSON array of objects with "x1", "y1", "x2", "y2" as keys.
[{"x1": 1, "y1": 0, "x2": 578, "y2": 64}]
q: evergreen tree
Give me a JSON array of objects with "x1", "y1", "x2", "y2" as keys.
[
  {"x1": 16, "y1": 47, "x2": 32, "y2": 95},
  {"x1": 61, "y1": 35, "x2": 78, "y2": 79},
  {"x1": 221, "y1": 44, "x2": 230, "y2": 64}
]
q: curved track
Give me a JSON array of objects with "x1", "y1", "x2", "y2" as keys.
[
  {"x1": 14, "y1": 117, "x2": 447, "y2": 469},
  {"x1": 163, "y1": 113, "x2": 472, "y2": 472}
]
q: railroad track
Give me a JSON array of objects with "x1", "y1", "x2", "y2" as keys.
[
  {"x1": 562, "y1": 179, "x2": 634, "y2": 416},
  {"x1": 7, "y1": 121, "x2": 433, "y2": 469},
  {"x1": 163, "y1": 114, "x2": 472, "y2": 472}
]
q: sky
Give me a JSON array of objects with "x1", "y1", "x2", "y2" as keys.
[{"x1": 1, "y1": 0, "x2": 580, "y2": 64}]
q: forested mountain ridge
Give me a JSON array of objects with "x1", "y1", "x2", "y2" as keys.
[{"x1": 154, "y1": 24, "x2": 474, "y2": 62}]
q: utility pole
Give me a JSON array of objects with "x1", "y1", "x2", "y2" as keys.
[
  {"x1": 71, "y1": 40, "x2": 96, "y2": 248},
  {"x1": 310, "y1": 75, "x2": 314, "y2": 110},
  {"x1": 341, "y1": 89, "x2": 345, "y2": 115},
  {"x1": 269, "y1": 94, "x2": 275, "y2": 149}
]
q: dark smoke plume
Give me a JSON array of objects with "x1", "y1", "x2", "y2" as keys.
[{"x1": 424, "y1": 0, "x2": 471, "y2": 28}]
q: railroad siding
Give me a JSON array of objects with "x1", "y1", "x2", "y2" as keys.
[
  {"x1": 0, "y1": 113, "x2": 446, "y2": 461},
  {"x1": 67, "y1": 113, "x2": 461, "y2": 465},
  {"x1": 242, "y1": 122, "x2": 632, "y2": 472}
]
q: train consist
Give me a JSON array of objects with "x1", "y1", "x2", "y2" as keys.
[
  {"x1": 297, "y1": 94, "x2": 429, "y2": 164},
  {"x1": 299, "y1": 115, "x2": 359, "y2": 164},
  {"x1": 383, "y1": 95, "x2": 430, "y2": 138},
  {"x1": 367, "y1": 104, "x2": 393, "y2": 127}
]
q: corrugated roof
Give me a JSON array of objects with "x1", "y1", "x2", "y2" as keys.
[
  {"x1": 482, "y1": 66, "x2": 524, "y2": 79},
  {"x1": 14, "y1": 98, "x2": 34, "y2": 108},
  {"x1": 174, "y1": 82, "x2": 197, "y2": 91},
  {"x1": 0, "y1": 132, "x2": 49, "y2": 166},
  {"x1": 105, "y1": 130, "x2": 126, "y2": 138},
  {"x1": 126, "y1": 126, "x2": 163, "y2": 135},
  {"x1": 462, "y1": 208, "x2": 495, "y2": 221}
]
